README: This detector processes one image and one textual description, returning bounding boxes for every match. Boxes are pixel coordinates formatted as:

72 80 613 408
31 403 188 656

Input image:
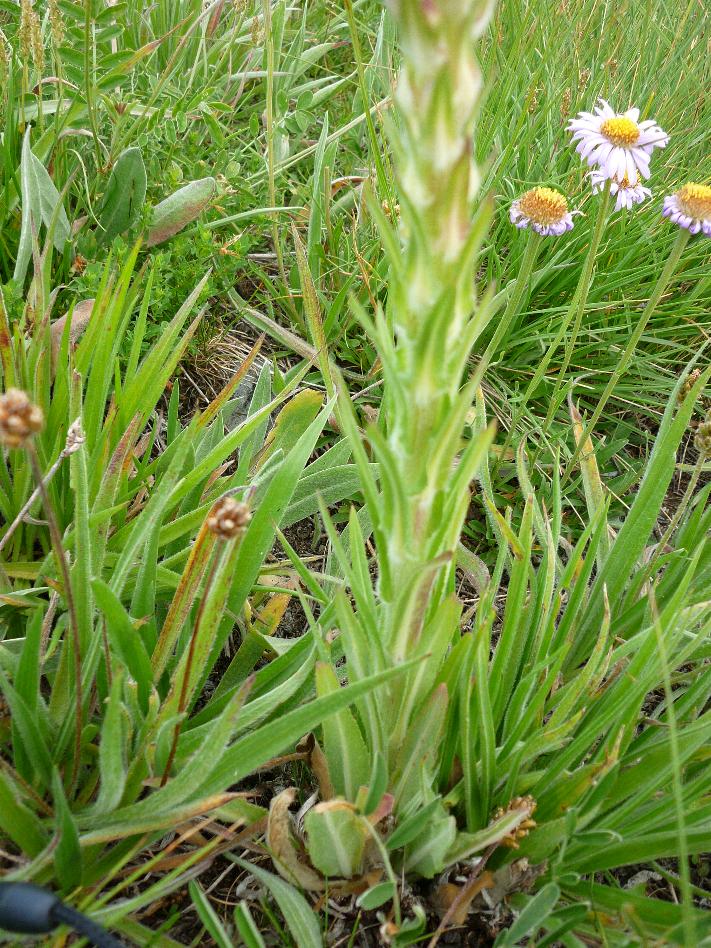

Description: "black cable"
0 883 125 946
50 900 124 948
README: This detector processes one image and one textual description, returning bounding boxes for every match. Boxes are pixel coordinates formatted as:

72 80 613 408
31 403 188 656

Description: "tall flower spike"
510 187 576 236
568 99 668 184
590 170 651 212
384 0 493 343
370 0 495 651
662 183 711 236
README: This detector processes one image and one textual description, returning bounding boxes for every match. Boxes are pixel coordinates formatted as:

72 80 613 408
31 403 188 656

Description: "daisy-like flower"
590 169 651 211
510 187 575 236
662 183 711 236
569 99 668 184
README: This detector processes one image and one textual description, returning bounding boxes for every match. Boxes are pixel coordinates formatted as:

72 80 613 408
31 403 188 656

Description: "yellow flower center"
600 116 640 147
518 187 568 225
676 182 711 220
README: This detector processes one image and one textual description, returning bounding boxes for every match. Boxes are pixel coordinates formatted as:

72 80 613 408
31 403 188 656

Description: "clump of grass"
0 0 709 944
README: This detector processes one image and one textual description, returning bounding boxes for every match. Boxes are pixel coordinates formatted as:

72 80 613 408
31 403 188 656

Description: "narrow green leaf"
0 769 48 856
14 130 70 283
315 662 371 799
92 580 153 712
52 770 83 891
234 902 266 948
232 859 323 948
189 881 233 948
94 669 128 813
494 883 560 947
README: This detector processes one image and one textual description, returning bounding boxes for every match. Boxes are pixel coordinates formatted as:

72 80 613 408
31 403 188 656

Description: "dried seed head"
695 409 711 459
64 419 85 455
30 13 43 72
19 0 33 60
493 795 537 849
251 15 262 45
206 496 251 539
677 368 701 405
48 0 65 47
0 28 11 87
20 0 43 72
561 88 572 119
0 388 44 448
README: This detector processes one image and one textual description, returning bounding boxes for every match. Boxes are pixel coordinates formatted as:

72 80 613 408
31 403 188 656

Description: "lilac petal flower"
568 98 668 185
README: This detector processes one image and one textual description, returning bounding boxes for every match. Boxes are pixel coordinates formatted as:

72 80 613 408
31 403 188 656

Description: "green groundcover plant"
0 242 403 942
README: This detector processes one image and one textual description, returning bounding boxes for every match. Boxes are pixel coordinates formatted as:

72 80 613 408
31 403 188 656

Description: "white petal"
597 99 615 117
637 130 665 147
626 151 640 184
580 136 604 158
597 142 613 164
625 107 640 122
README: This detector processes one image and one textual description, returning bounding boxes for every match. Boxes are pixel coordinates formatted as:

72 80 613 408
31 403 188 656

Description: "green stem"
481 230 542 370
27 443 83 793
651 452 703 569
261 0 296 324
343 0 394 206
543 181 612 434
493 184 612 479
563 227 690 481
84 0 102 169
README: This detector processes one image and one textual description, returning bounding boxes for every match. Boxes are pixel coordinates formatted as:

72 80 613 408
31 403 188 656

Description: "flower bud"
0 388 44 448
677 368 701 405
695 409 711 459
493 795 537 849
206 496 251 539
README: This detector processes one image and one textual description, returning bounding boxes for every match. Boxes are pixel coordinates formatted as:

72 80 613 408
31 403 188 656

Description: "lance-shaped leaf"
315 662 371 800
97 147 147 244
14 130 71 283
145 177 217 247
